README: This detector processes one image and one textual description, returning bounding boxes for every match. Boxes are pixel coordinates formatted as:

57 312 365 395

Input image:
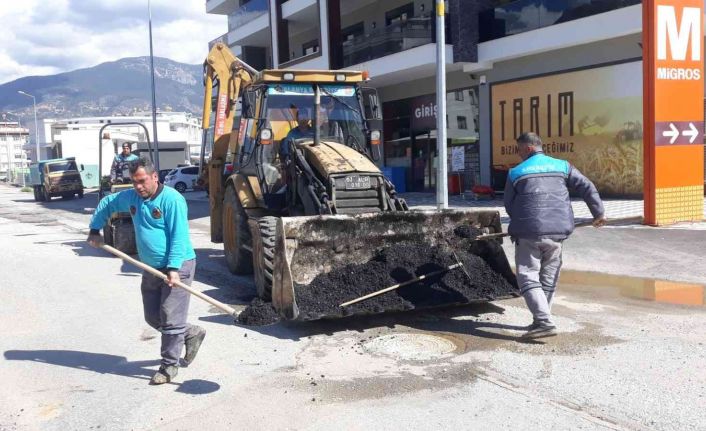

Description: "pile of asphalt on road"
292 224 518 321
237 298 281 326
236 224 518 325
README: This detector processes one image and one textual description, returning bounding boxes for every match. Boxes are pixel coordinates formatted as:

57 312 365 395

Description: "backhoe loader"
199 43 517 320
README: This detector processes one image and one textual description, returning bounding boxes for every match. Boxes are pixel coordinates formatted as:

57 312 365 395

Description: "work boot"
522 323 557 339
183 326 206 366
150 365 178 385
525 320 541 331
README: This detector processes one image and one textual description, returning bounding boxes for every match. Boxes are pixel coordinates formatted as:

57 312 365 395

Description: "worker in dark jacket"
504 132 606 339
87 157 206 384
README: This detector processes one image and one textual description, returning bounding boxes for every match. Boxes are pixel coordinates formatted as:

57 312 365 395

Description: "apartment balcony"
206 0 238 15
227 0 270 47
281 0 316 19
348 43 455 88
479 0 641 42
472 3 641 68
339 0 379 16
342 16 435 68
228 0 268 31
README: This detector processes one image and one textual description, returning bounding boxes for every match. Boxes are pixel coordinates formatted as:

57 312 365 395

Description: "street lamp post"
435 0 448 209
17 91 40 163
147 0 160 172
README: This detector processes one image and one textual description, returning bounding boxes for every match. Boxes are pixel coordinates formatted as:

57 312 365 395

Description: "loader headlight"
335 73 346 82
283 72 295 81
370 130 381 146
259 128 273 145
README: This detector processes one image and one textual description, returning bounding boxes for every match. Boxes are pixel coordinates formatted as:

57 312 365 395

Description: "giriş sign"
410 94 438 131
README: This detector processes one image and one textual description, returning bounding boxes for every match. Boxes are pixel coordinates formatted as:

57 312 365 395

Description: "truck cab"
30 157 85 201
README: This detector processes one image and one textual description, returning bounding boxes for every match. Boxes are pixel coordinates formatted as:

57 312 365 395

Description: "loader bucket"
270 210 518 321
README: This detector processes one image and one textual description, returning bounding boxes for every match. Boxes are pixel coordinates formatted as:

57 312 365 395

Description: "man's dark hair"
129 157 156 175
516 132 543 148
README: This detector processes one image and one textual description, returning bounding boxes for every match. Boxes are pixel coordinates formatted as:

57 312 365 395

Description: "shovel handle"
100 244 237 317
340 263 462 308
474 216 643 241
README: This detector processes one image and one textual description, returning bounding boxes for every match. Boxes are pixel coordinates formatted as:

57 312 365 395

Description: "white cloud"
0 0 226 84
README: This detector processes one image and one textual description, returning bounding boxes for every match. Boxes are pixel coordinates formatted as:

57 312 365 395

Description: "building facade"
45 112 201 187
207 0 703 196
0 121 29 182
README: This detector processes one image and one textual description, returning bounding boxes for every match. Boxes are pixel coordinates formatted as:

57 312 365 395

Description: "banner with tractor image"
491 61 643 196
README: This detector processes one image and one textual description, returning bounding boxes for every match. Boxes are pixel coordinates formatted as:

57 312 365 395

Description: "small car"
164 166 199 193
158 169 173 184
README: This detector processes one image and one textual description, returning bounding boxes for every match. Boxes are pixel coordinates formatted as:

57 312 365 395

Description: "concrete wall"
378 67 478 102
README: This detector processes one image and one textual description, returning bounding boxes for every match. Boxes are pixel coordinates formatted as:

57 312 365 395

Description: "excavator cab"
236 79 393 216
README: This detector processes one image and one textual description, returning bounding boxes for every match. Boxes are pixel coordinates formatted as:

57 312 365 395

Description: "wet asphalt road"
0 184 704 431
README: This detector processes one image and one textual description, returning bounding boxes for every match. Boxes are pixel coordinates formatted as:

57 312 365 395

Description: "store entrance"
411 132 436 192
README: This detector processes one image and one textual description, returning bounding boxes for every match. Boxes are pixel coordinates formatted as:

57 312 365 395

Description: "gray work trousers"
141 259 197 366
515 238 563 326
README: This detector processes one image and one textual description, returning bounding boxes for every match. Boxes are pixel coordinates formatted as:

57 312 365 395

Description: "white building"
0 121 29 182
207 0 705 196
45 112 202 187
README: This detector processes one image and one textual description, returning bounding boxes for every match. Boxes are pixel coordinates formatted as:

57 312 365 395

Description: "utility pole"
17 91 40 164
148 0 160 171
435 0 448 209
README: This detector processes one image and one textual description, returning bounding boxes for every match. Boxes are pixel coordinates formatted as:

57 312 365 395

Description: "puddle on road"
559 270 705 307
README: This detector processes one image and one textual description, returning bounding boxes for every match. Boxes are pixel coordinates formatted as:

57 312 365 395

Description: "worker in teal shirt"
87 157 205 385
110 142 139 184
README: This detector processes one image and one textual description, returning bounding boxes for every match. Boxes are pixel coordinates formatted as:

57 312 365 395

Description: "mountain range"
0 57 203 139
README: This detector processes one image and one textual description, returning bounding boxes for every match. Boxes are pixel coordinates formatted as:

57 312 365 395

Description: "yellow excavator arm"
200 42 257 242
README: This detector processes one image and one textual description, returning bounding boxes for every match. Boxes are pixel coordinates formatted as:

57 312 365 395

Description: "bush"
20 187 32 192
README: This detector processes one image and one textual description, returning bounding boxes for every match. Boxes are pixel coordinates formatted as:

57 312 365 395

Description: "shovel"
101 244 238 318
474 216 643 241
340 263 464 307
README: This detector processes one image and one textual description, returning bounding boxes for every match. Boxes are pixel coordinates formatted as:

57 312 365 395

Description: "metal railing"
479 0 640 42
228 0 268 32
342 16 435 67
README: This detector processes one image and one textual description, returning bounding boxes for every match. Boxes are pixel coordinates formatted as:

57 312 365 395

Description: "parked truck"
30 157 85 201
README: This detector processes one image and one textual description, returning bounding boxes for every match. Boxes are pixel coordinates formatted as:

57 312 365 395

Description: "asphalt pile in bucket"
237 298 281 326
293 226 518 320
236 223 518 323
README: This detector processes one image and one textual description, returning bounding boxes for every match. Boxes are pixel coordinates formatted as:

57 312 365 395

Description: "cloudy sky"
0 0 226 85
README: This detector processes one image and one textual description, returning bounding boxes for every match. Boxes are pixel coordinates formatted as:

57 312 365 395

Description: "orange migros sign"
643 0 704 225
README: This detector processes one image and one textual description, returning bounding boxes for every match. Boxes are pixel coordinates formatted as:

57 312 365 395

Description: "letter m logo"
657 5 701 61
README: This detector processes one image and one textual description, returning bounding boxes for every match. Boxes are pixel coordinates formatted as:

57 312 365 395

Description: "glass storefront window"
382 87 481 192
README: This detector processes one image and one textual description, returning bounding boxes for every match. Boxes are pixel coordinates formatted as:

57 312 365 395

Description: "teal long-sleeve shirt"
90 185 195 269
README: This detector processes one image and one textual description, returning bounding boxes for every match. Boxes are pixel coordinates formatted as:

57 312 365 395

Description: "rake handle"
100 244 237 317
340 263 463 308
